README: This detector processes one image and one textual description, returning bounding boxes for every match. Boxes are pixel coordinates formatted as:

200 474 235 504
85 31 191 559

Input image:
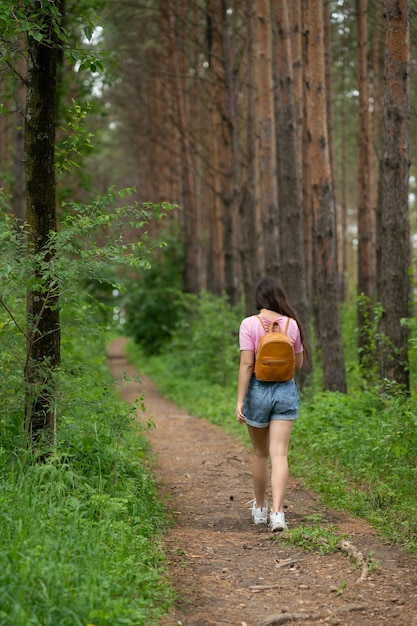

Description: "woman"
236 276 307 532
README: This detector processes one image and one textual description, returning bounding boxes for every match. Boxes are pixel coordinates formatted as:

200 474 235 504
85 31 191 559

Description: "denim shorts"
244 375 299 428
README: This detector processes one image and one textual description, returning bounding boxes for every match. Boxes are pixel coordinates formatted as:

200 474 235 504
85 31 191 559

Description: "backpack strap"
282 317 290 335
256 315 267 332
257 315 291 335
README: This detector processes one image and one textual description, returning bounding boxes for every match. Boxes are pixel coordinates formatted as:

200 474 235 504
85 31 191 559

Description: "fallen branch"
338 539 369 582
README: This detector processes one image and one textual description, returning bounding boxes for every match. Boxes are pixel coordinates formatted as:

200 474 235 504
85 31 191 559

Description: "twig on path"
255 613 310 625
255 603 367 626
338 539 369 582
274 557 302 569
249 583 282 592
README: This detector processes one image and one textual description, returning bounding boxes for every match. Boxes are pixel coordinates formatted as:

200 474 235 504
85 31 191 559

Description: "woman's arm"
295 352 304 370
236 350 255 424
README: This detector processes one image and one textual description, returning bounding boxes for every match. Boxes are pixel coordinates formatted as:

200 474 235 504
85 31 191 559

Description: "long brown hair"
255 276 309 360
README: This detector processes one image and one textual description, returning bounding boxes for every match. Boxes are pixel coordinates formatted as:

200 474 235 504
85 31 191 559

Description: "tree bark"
241 0 262 314
356 0 377 365
303 0 347 393
255 0 279 277
298 2 313 302
206 0 240 304
206 1 225 296
339 22 349 304
165 2 200 294
377 0 410 391
221 0 241 305
273 0 311 383
24 2 61 444
12 41 27 223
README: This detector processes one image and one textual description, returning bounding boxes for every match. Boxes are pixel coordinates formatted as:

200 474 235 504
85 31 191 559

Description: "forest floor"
107 338 417 626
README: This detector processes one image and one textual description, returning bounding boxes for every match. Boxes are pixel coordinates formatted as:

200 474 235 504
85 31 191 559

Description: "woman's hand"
236 351 254 425
235 402 246 424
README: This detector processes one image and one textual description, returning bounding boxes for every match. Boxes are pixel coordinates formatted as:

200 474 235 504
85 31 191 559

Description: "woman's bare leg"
269 420 294 513
247 425 269 508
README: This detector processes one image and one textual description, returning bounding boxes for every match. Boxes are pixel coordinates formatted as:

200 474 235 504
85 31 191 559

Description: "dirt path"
107 338 417 626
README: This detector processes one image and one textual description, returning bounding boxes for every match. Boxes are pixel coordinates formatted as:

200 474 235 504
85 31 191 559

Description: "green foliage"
56 102 95 173
56 189 175 290
124 235 244 385
0 182 176 454
0 187 175 316
124 222 185 355
0 310 173 625
0 0 106 76
288 388 417 552
356 294 383 384
275 516 349 555
166 291 244 387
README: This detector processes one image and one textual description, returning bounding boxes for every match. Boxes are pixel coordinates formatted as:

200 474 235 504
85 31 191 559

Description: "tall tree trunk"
303 0 347 393
0 111 10 192
241 0 262 313
24 2 61 444
356 0 377 366
273 0 311 384
370 1 383 229
339 30 349 304
206 1 225 296
323 0 336 197
301 87 313 304
222 0 241 305
12 42 27 222
207 0 240 304
255 0 279 277
370 0 384 299
289 0 303 158
377 0 410 391
166 3 200 294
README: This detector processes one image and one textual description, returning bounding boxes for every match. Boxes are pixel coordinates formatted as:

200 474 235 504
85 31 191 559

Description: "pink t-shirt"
239 314 303 355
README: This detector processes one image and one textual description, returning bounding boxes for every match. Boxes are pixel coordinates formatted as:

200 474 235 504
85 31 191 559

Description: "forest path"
107 337 417 626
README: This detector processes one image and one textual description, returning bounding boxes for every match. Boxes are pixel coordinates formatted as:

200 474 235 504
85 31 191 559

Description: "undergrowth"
274 514 349 555
0 312 173 626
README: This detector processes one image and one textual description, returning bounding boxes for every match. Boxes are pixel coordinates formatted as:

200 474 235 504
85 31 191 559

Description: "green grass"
274 514 349 555
0 331 174 626
126 339 417 554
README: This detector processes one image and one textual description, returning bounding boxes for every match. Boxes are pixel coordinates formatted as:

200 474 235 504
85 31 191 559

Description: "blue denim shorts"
244 376 299 428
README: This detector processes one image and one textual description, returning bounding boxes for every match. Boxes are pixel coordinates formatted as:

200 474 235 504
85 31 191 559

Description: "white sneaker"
270 511 287 532
251 500 268 524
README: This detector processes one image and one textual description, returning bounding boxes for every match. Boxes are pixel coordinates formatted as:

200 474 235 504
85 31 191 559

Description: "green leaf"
30 31 44 43
84 24 94 41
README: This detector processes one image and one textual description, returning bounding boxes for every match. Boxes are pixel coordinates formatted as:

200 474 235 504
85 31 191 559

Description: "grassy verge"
126 339 417 554
0 331 173 626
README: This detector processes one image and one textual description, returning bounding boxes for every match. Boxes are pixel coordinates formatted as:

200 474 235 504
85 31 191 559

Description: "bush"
0 297 173 625
167 290 244 387
124 222 185 355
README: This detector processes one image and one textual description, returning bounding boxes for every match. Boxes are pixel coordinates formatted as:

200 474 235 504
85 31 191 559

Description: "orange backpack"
254 316 295 382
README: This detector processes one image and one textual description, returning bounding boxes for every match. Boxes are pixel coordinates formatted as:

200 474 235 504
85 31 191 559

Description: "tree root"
255 604 367 626
338 539 369 582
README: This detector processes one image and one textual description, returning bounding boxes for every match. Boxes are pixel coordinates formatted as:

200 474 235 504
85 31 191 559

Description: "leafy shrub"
124 222 185 355
167 290 244 386
0 315 173 625
290 387 417 551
